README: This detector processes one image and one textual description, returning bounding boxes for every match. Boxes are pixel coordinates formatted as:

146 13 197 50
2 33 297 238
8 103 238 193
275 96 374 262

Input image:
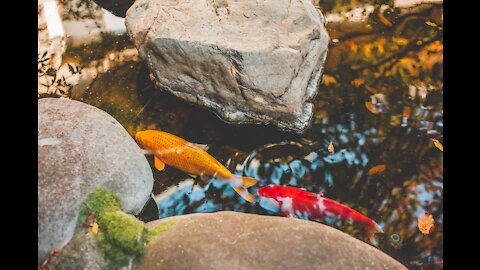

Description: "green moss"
79 188 176 267
98 211 149 254
147 220 177 244
79 187 122 221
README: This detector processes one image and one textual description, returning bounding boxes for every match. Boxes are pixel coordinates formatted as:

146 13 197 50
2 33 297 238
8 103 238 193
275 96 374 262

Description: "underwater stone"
125 0 329 132
38 98 154 265
134 211 407 270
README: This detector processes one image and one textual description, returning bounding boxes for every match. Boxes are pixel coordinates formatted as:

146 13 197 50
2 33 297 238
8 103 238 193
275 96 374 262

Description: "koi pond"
39 0 443 269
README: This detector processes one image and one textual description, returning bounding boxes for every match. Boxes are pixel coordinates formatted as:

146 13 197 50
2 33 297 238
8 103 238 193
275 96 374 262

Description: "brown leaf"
91 222 99 235
402 107 411 118
322 74 337 86
431 139 443 152
425 21 437 27
364 85 379 94
365 101 379 114
378 9 393 27
351 79 364 88
82 211 95 228
328 141 334 153
231 65 237 79
417 212 435 235
367 165 386 175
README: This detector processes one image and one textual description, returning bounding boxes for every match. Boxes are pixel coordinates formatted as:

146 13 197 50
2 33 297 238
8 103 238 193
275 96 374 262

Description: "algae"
79 187 176 267
147 220 177 244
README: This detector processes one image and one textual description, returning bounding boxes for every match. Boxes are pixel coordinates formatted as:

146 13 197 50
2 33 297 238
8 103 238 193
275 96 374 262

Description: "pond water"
40 1 443 269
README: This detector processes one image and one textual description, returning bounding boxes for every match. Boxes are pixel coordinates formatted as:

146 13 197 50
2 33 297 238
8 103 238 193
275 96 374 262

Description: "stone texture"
125 0 329 132
135 211 407 270
49 232 111 270
38 98 154 265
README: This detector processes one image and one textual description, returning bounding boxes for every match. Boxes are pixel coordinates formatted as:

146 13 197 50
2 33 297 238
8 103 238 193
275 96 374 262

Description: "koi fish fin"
366 222 384 245
242 176 259 188
188 174 197 178
232 186 256 203
186 142 210 152
227 174 259 188
142 149 154 155
283 211 294 218
154 157 165 171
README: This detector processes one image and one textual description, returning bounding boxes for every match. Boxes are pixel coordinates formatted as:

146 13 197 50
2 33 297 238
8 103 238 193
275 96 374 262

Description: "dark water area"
64 3 443 269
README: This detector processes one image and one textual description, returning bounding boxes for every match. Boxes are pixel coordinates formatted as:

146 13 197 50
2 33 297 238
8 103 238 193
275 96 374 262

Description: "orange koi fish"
135 130 258 202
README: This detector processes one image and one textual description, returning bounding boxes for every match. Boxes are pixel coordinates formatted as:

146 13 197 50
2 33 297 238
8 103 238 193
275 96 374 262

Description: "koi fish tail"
224 175 258 203
225 174 259 188
232 186 256 203
366 222 384 245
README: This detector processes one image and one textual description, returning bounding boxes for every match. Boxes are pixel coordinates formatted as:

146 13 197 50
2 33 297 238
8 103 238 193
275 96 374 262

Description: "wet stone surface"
136 211 407 270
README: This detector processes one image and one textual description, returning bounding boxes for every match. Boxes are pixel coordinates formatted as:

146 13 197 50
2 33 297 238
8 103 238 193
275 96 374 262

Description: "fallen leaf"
392 37 409 46
378 9 393 27
91 222 99 235
425 21 437 27
231 65 237 79
322 74 337 86
431 139 443 152
82 211 95 228
345 40 358 53
351 79 364 88
328 141 334 153
365 101 380 114
367 165 386 175
417 212 435 235
402 107 411 118
365 85 379 94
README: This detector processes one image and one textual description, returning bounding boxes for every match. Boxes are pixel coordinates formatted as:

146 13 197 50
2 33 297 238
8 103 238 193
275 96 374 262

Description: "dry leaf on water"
365 101 380 114
322 74 337 86
378 8 393 27
402 107 411 118
351 79 364 88
364 85 379 94
425 21 438 27
417 212 435 235
91 222 99 235
431 139 443 152
231 65 237 79
328 141 334 153
367 165 386 175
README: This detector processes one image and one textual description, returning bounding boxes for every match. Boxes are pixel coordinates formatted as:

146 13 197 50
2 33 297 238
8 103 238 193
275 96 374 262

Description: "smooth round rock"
136 211 407 270
38 98 153 265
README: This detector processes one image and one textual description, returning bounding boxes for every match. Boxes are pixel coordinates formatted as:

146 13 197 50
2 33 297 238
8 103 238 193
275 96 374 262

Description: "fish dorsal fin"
154 156 165 171
317 192 324 197
186 142 210 151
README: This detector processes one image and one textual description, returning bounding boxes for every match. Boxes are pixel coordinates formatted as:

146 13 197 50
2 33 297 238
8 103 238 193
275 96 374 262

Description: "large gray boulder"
135 211 407 270
125 0 329 132
38 98 154 265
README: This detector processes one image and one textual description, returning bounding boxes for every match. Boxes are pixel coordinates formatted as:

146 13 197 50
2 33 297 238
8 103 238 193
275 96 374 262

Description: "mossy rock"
76 188 176 268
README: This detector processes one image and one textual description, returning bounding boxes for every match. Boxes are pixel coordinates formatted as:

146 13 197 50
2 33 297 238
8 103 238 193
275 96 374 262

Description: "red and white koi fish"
257 185 384 241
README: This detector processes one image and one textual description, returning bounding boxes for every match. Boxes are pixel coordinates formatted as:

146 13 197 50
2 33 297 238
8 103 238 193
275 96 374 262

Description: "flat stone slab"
136 211 407 270
38 98 153 265
125 0 329 132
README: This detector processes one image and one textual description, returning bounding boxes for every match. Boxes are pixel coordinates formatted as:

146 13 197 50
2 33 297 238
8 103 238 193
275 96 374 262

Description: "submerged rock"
38 98 154 265
135 211 407 270
125 0 329 132
92 0 135 18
